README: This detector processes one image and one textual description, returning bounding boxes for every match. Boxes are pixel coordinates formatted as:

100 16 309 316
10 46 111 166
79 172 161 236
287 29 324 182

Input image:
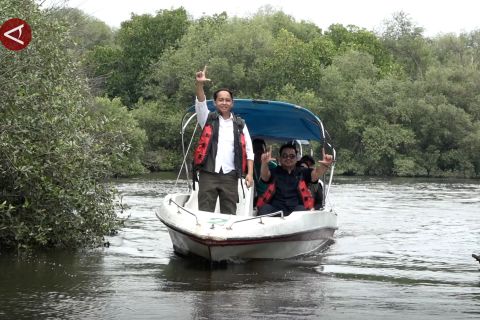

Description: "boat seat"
183 178 255 216
183 185 199 211
236 179 255 216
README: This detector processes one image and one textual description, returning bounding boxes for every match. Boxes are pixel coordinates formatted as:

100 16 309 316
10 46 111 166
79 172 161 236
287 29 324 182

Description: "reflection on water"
159 255 325 292
1 175 480 319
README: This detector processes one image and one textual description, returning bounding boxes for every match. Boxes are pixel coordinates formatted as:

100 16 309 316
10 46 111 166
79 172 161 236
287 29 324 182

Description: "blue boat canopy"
187 99 325 142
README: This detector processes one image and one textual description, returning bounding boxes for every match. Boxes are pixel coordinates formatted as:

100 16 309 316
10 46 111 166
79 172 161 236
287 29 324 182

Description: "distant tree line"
1 0 479 249
79 7 480 178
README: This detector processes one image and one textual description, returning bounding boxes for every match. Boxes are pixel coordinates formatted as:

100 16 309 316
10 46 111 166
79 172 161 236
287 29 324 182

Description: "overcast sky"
57 0 479 37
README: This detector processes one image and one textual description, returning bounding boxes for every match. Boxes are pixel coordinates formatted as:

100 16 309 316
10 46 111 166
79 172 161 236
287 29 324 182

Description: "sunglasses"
281 153 296 160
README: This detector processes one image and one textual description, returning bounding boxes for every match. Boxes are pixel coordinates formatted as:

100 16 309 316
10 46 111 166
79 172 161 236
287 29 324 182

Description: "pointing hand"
195 65 211 83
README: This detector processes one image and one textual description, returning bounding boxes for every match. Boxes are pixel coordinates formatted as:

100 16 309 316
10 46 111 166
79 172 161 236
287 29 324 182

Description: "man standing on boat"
257 143 333 216
193 66 254 214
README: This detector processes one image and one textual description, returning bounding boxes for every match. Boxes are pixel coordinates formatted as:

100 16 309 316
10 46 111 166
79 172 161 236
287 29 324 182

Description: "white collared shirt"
195 98 254 174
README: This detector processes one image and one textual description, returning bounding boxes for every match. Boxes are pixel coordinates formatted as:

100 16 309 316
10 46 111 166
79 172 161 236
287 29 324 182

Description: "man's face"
214 91 233 114
279 147 297 168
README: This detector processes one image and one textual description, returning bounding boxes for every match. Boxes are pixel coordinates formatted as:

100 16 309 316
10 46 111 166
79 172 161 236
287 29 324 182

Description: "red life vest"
256 180 314 210
256 182 276 208
193 124 213 166
298 180 314 210
192 115 247 175
240 133 247 174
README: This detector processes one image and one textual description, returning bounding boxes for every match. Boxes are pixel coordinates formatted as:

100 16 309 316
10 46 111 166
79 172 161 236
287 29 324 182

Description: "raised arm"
260 146 273 182
195 65 209 102
311 147 334 182
195 66 211 127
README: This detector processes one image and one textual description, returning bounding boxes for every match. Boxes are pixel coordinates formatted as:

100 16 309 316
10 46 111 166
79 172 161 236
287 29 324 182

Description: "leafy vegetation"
1 1 134 250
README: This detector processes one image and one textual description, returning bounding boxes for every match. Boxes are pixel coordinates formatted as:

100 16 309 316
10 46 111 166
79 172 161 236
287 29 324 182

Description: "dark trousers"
257 203 306 216
198 170 238 215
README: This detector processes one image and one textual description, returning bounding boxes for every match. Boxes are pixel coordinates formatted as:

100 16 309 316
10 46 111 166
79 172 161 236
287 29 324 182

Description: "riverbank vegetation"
1 0 479 249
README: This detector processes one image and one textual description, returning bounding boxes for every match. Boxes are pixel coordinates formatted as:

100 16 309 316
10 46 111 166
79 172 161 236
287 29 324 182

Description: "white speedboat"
156 99 338 262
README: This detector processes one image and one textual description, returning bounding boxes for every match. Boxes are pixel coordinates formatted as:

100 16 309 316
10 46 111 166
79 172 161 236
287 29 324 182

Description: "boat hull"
166 222 335 261
157 193 338 262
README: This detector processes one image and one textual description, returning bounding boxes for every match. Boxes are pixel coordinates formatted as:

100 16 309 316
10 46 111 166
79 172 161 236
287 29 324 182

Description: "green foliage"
81 8 190 106
142 149 183 172
51 7 114 52
83 44 124 97
393 157 421 177
432 33 474 67
255 29 324 96
252 7 322 41
460 123 480 176
334 149 363 175
325 24 396 74
90 98 147 176
423 65 480 119
415 146 441 177
145 13 276 104
381 12 433 79
131 100 183 170
275 84 322 111
362 124 416 175
114 8 190 105
332 51 380 82
0 0 120 250
316 51 380 150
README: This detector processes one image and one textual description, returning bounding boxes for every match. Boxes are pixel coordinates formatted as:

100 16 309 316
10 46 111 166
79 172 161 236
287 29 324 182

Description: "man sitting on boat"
257 142 333 216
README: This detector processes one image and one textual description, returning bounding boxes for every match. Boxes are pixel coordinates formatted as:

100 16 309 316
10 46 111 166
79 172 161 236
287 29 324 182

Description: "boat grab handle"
168 198 200 226
226 210 284 230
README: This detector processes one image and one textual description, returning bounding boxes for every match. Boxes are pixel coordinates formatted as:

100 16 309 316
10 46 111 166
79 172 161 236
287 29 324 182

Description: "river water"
1 174 479 319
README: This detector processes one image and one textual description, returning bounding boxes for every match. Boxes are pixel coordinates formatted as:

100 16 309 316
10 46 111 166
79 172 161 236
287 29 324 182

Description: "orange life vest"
193 124 213 167
240 133 247 174
256 179 314 210
256 182 276 208
192 113 247 175
298 180 314 210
